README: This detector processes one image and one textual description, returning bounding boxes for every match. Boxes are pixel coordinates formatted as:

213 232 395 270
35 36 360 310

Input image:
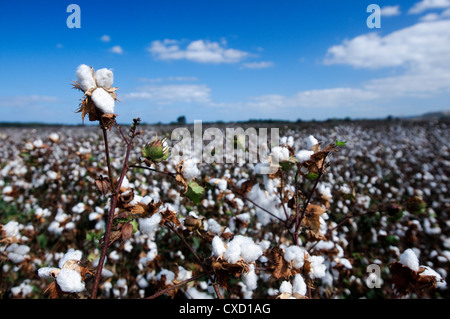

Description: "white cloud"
110 45 123 54
124 84 211 104
241 61 274 69
147 39 249 64
100 35 111 42
324 20 450 70
408 0 450 14
381 5 401 16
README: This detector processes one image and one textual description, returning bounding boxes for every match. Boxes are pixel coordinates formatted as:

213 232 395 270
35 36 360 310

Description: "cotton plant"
37 249 94 297
390 248 447 297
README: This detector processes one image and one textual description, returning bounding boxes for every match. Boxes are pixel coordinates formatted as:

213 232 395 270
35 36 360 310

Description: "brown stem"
129 164 176 178
294 154 329 237
165 222 223 299
90 121 139 299
145 273 206 299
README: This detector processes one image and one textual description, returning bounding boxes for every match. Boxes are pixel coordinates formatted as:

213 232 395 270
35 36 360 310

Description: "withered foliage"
389 262 441 297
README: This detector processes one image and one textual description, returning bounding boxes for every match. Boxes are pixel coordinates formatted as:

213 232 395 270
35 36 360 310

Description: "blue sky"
0 0 449 124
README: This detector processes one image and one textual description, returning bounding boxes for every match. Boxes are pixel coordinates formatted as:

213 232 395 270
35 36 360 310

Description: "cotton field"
0 118 449 299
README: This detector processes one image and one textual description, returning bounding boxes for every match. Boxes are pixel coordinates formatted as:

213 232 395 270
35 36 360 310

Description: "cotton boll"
279 281 293 294
270 146 290 163
212 236 226 257
95 68 114 88
295 150 314 163
308 255 326 279
224 240 241 264
292 274 307 296
284 245 306 269
138 213 162 238
399 249 419 271
3 220 20 238
240 241 263 263
156 269 175 285
56 268 85 293
38 267 60 279
76 64 96 92
58 249 82 268
306 135 319 150
182 159 201 181
242 264 258 291
91 88 115 114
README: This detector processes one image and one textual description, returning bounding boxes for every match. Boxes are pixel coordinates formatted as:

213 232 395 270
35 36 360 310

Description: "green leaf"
335 139 347 147
306 172 319 180
186 181 205 204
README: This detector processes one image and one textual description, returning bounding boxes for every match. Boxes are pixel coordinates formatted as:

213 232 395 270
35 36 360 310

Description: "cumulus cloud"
408 0 450 14
324 20 450 71
147 39 249 64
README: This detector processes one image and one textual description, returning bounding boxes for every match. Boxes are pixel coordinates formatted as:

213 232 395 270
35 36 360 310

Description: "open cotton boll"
91 88 115 114
242 264 258 291
95 68 114 88
420 266 447 289
279 281 293 294
224 240 241 264
3 220 20 238
156 269 175 285
270 146 290 163
76 64 96 92
399 249 419 271
212 236 226 257
182 159 201 181
292 274 307 296
306 135 319 150
284 245 306 269
138 213 162 238
38 267 60 279
56 268 85 293
308 255 326 279
295 150 314 163
58 249 82 268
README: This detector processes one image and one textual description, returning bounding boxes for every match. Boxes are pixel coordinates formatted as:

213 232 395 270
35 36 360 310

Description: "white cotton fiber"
284 245 306 269
306 135 319 150
399 248 419 271
95 68 114 88
309 255 326 279
76 64 96 92
56 268 85 293
3 220 20 238
138 213 162 238
242 264 258 291
212 236 227 257
296 150 314 163
224 235 263 264
279 281 293 294
91 88 115 114
224 240 242 264
292 274 307 296
270 146 290 163
58 249 82 268
182 159 201 181
38 267 59 279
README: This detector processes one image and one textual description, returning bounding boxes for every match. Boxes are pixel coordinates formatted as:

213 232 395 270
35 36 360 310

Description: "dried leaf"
43 281 63 299
131 200 162 218
266 246 301 280
95 175 110 196
121 223 133 241
389 262 438 297
160 208 182 227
